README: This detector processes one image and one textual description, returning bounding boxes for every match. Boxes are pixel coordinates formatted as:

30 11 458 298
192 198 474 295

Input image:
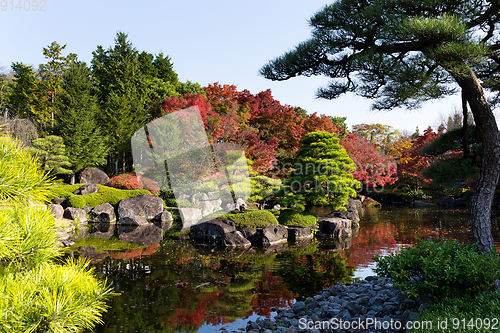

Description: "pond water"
80 207 500 333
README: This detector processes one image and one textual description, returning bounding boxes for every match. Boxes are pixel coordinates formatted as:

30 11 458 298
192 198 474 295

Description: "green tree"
55 61 108 184
91 32 150 174
9 62 44 124
0 133 115 332
278 131 359 211
27 135 72 176
260 0 500 251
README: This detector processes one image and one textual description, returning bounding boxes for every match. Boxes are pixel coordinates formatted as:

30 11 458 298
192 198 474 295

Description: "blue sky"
0 0 467 133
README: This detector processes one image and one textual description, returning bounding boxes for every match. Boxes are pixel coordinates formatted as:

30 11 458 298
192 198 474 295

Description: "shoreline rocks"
242 276 424 333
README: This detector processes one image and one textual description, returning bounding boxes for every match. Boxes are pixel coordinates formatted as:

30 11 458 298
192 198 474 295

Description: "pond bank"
239 276 424 333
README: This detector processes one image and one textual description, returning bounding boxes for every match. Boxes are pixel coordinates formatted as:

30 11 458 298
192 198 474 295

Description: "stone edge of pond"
228 276 426 333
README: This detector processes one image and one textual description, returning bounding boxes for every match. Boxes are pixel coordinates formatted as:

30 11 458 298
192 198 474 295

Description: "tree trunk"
461 89 470 157
70 172 75 185
455 68 500 252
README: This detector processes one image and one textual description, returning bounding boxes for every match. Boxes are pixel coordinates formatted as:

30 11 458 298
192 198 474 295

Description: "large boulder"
117 215 150 226
177 208 203 231
222 231 251 248
89 203 116 223
117 224 163 246
190 218 236 241
73 184 98 195
63 207 87 223
287 226 313 241
51 198 68 208
49 204 64 219
78 168 109 185
117 194 164 220
324 200 360 227
261 225 288 247
318 217 352 237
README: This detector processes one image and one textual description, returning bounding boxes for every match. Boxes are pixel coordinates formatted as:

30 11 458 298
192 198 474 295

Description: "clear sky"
0 0 471 133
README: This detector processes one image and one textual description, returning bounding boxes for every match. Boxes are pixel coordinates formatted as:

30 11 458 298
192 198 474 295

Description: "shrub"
278 209 318 227
221 210 279 229
107 172 160 195
374 239 500 298
49 184 150 208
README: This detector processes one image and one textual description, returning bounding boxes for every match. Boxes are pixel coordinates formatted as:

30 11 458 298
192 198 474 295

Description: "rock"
240 226 257 239
51 198 68 208
287 226 313 241
63 207 87 223
200 200 215 216
236 197 248 211
261 225 288 246
82 206 93 214
78 167 109 185
117 223 163 246
177 208 203 230
222 231 252 248
89 203 116 223
156 211 173 231
73 184 98 195
324 200 360 227
272 204 281 211
190 218 236 241
362 196 381 208
318 217 352 237
117 194 164 220
117 215 150 226
49 204 64 219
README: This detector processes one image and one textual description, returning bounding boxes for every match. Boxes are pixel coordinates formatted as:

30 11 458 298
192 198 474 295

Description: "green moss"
221 210 278 229
278 209 318 227
48 183 151 208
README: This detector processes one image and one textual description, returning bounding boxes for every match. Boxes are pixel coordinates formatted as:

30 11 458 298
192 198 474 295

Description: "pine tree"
55 61 108 184
279 131 359 211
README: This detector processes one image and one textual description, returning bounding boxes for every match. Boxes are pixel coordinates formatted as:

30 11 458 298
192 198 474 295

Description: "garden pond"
76 207 500 333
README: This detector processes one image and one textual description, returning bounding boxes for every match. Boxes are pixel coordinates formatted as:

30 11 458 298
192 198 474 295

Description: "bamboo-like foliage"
0 132 116 332
0 132 53 203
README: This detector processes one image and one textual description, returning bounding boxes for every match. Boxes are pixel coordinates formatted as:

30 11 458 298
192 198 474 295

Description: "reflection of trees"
274 244 354 298
89 241 297 332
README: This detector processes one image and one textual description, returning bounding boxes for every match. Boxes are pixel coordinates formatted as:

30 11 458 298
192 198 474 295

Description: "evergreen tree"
27 135 72 176
278 131 359 211
91 32 150 174
55 61 108 184
0 133 115 332
260 0 500 251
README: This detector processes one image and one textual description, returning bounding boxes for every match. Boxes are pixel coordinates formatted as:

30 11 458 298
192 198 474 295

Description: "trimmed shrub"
49 184 150 208
107 172 160 195
278 209 318 227
221 210 278 229
374 239 500 299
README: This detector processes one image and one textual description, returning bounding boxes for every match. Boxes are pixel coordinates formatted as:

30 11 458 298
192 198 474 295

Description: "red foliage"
398 127 441 186
107 172 159 195
340 134 398 187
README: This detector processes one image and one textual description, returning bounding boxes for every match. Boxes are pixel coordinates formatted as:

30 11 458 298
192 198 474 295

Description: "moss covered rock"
221 210 278 229
278 209 318 227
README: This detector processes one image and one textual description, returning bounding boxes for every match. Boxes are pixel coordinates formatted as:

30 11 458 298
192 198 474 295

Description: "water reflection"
80 207 500 333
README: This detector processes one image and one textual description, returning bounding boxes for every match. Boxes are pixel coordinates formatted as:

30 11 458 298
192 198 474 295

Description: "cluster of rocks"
240 276 425 333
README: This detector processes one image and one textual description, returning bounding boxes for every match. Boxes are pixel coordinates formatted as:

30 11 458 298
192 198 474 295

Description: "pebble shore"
228 276 427 333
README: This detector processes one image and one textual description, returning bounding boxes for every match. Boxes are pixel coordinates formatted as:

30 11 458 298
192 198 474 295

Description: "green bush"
416 290 500 332
278 209 318 227
221 210 279 229
49 184 150 208
374 239 500 299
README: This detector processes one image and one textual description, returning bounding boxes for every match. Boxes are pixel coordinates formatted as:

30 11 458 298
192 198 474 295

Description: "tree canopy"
261 0 500 251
